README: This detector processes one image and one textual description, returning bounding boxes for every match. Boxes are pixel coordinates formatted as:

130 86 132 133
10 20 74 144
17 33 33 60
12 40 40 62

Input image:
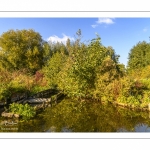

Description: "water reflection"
134 123 150 132
45 126 72 132
0 118 19 132
117 123 150 132
1 98 150 132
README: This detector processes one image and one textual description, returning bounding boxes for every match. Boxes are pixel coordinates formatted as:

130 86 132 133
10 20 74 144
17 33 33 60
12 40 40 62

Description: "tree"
48 41 68 55
42 41 53 65
127 41 150 71
0 29 45 73
43 51 67 89
60 34 123 99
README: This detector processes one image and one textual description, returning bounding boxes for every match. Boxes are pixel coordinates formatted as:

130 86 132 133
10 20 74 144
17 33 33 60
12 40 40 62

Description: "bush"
8 103 36 120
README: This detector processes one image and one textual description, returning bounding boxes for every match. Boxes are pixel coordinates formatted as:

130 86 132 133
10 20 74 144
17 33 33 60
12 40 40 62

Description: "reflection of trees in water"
1 98 150 132
17 118 46 132
0 113 46 132
39 99 150 132
0 118 18 132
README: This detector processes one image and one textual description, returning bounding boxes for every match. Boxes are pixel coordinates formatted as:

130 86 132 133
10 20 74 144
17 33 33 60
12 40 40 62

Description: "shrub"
9 103 36 120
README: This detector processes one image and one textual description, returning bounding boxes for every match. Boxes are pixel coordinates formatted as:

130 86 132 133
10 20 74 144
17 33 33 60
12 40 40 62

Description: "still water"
1 98 150 132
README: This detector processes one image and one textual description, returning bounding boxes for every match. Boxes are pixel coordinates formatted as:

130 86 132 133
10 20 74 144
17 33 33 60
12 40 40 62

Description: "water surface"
1 98 150 132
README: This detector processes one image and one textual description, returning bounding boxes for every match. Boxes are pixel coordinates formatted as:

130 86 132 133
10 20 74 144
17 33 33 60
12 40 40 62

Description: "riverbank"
1 96 150 132
110 101 150 112
0 89 65 120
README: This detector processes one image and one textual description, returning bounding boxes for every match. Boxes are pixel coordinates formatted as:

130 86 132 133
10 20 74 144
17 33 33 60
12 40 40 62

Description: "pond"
1 98 150 132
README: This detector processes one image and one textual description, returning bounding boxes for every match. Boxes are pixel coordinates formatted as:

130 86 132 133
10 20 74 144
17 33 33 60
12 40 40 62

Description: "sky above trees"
0 18 150 66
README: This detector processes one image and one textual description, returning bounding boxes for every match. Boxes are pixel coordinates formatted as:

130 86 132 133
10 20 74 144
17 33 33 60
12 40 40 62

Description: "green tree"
0 29 44 73
43 51 67 89
42 41 53 65
48 41 68 55
127 41 150 71
60 34 123 99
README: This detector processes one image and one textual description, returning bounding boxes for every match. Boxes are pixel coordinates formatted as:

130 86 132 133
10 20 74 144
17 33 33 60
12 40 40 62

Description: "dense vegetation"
8 103 36 119
1 29 150 109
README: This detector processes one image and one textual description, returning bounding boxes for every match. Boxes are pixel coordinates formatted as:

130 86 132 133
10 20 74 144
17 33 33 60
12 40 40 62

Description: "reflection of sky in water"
61 127 72 132
117 128 128 132
118 124 150 132
134 123 150 132
46 126 56 132
46 126 72 132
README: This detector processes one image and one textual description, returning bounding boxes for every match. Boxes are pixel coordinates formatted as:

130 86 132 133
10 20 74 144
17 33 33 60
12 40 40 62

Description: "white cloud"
143 28 148 32
91 24 98 28
91 18 115 28
47 34 74 44
96 18 115 24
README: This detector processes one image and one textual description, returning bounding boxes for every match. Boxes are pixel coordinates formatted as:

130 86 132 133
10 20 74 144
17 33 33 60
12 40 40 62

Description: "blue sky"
0 18 150 66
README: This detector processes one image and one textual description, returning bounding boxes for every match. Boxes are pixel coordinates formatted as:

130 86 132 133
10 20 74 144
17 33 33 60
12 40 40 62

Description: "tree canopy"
127 41 150 71
42 33 124 99
0 29 47 73
2 28 150 109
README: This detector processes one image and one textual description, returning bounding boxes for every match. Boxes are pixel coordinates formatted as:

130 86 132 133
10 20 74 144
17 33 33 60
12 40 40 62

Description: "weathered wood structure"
1 89 65 118
10 89 58 103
